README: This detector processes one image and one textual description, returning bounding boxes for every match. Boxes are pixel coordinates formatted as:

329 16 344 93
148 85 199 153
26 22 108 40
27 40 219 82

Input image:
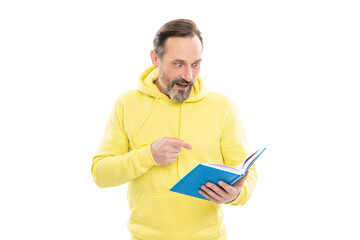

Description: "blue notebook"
170 148 266 200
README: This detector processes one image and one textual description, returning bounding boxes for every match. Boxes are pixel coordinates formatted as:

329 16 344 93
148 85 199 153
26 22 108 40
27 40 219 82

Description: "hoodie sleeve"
91 97 158 188
220 99 258 206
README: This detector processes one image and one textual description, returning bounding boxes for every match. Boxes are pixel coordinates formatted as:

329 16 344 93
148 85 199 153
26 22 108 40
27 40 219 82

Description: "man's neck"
153 79 169 97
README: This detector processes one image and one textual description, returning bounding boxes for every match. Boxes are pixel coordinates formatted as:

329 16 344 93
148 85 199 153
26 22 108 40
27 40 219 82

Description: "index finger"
217 181 236 194
170 139 192 150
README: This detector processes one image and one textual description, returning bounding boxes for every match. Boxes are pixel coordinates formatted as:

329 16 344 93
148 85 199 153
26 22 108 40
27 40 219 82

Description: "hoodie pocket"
129 192 223 238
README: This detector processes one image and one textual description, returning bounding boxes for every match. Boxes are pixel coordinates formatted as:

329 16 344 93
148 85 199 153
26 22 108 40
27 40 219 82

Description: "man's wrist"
226 187 245 205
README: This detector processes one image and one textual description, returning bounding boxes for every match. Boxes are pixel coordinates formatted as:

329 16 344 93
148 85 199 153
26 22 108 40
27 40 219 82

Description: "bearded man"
91 19 257 240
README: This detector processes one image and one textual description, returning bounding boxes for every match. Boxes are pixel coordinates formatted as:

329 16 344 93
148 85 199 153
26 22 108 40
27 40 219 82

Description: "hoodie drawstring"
134 95 159 147
133 94 185 180
176 101 186 179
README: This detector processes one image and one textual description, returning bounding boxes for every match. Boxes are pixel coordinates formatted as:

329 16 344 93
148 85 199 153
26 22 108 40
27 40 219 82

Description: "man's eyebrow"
172 59 186 63
171 59 202 64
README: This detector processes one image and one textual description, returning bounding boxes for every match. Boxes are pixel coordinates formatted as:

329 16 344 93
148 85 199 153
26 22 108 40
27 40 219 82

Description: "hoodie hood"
138 66 209 102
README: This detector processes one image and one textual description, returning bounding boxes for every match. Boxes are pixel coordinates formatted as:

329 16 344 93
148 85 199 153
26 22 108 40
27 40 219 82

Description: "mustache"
170 79 194 88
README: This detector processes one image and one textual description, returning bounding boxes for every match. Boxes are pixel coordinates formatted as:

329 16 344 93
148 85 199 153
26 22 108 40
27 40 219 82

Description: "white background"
1 0 359 239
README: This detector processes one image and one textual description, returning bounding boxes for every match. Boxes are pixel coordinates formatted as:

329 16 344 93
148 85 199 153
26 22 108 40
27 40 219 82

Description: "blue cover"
170 147 266 200
170 164 242 200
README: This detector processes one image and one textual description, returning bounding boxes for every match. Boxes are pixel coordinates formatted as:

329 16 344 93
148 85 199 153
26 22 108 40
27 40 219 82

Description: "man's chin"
169 90 191 102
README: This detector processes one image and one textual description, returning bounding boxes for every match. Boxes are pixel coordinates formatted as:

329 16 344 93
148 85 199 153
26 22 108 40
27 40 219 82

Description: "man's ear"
150 50 160 68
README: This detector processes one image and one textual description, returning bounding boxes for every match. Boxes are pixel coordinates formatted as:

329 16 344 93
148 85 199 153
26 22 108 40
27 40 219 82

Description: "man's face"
152 36 202 102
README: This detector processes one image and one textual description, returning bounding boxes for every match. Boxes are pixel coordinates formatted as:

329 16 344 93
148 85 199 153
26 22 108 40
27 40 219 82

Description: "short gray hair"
153 19 203 58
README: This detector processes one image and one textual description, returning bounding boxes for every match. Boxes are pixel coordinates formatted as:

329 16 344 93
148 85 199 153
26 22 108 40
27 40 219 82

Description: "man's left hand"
198 171 249 204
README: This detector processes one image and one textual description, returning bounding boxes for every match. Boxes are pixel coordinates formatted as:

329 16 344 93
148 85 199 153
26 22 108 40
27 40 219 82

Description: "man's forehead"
164 36 202 48
163 36 202 61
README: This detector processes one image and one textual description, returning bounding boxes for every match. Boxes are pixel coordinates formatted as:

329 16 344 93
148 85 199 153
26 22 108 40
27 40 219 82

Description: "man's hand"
199 171 249 204
151 137 192 165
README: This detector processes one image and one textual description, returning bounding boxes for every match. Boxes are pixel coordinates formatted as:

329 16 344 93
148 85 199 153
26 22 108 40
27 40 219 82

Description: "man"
91 19 257 240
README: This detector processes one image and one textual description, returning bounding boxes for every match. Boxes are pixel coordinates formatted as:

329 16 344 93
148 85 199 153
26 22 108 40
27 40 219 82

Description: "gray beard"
167 80 193 102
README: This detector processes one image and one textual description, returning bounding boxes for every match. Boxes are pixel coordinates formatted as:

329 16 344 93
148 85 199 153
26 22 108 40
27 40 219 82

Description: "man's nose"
183 66 193 82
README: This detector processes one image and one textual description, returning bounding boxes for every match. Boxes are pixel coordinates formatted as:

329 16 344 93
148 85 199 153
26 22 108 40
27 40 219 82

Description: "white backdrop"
1 0 359 239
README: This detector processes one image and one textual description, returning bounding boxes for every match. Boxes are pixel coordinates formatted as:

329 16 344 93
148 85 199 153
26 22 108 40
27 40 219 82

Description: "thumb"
233 171 249 188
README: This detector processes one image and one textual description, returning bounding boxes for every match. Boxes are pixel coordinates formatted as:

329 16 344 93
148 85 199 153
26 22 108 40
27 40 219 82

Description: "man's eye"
176 63 182 67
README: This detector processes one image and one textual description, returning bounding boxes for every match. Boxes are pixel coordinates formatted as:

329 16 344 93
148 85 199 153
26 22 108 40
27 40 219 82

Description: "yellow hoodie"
91 66 257 240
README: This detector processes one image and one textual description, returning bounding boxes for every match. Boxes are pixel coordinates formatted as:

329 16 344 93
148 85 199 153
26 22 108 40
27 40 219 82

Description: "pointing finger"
170 139 192 150
178 141 192 150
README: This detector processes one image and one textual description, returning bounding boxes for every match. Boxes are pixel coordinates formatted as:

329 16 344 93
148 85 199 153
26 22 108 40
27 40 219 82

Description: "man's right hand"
150 137 192 165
